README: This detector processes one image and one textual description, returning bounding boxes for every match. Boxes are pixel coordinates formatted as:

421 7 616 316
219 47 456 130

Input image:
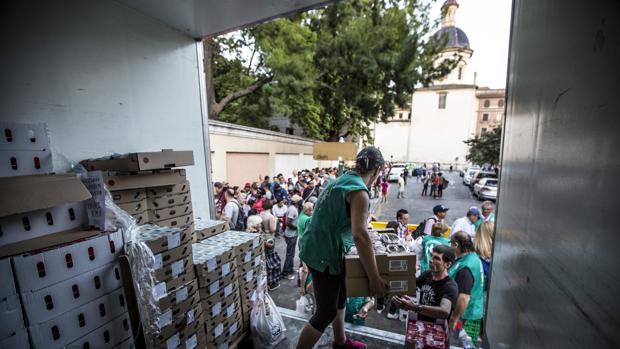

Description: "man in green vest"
448 231 485 344
296 147 390 349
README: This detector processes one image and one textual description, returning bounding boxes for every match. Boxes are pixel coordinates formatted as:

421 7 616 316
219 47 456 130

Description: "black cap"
433 205 449 214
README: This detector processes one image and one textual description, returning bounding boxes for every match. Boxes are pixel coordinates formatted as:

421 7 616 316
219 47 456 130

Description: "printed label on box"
187 308 195 324
154 282 167 301
230 322 238 336
158 309 173 329
167 333 180 349
253 237 259 249
175 286 188 304
224 284 233 297
254 256 261 267
227 304 234 318
243 251 251 263
245 270 254 283
185 334 197 349
154 254 163 270
390 280 408 292
222 262 230 277
82 171 106 230
210 280 220 296
167 233 181 250
171 260 184 278
207 258 216 272
389 260 408 272
214 323 224 338
212 302 221 317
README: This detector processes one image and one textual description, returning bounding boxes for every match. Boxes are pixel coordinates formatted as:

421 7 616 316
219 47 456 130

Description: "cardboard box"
195 256 238 288
155 213 194 229
345 274 416 297
238 264 261 286
152 269 196 302
155 323 205 349
111 337 136 349
345 252 417 278
0 150 53 177
202 280 239 308
0 230 102 259
157 279 199 312
193 243 236 273
154 255 194 283
0 122 49 151
198 267 238 295
0 173 91 218
0 328 29 349
312 142 357 161
147 192 192 210
117 198 148 215
0 258 17 300
202 290 240 321
0 293 24 340
154 242 192 270
149 203 192 222
103 169 186 191
193 219 227 242
134 224 192 254
110 188 146 204
28 288 128 348
12 231 123 292
205 311 242 344
146 181 190 198
131 211 149 225
81 150 194 172
204 295 241 333
153 302 203 344
0 201 88 247
66 312 132 349
236 245 264 267
21 262 123 325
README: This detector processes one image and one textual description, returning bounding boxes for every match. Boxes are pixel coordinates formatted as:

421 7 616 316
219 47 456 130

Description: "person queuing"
448 232 485 345
397 173 406 199
297 147 389 349
421 172 430 196
392 245 458 323
420 223 451 273
272 198 288 238
422 205 449 236
475 221 495 289
282 195 303 280
475 201 495 230
451 207 482 240
380 178 389 203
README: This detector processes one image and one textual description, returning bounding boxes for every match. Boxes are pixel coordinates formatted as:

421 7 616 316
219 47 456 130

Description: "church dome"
433 26 470 50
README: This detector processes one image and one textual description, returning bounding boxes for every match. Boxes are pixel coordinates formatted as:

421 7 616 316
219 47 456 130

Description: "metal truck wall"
0 0 211 218
487 0 620 348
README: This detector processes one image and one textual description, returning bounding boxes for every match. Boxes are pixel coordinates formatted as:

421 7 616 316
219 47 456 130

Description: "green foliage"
464 127 502 166
209 0 457 141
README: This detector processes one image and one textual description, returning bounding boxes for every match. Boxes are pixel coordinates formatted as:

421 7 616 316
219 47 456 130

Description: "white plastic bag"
251 290 286 349
296 295 308 313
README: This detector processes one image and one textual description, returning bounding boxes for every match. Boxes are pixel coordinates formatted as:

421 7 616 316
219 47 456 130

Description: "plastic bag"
251 290 286 349
296 295 308 313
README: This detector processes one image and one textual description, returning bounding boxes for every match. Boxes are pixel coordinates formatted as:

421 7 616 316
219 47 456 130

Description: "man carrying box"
297 147 389 349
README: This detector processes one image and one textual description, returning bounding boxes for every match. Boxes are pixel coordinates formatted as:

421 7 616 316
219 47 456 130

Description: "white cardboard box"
0 293 24 340
66 312 132 349
12 231 123 292
0 328 29 349
21 262 123 325
0 201 88 246
28 288 128 349
0 122 49 151
0 150 53 177
112 336 136 349
0 258 17 300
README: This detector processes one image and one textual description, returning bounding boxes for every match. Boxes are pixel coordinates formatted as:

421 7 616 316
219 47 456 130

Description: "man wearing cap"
451 207 481 240
282 194 303 279
423 205 449 236
297 147 389 349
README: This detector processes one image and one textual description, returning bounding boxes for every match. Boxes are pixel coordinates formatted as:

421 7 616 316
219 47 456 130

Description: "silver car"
463 168 480 185
477 179 498 201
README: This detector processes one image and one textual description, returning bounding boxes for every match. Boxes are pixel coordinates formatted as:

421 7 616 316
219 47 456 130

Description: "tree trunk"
203 37 219 121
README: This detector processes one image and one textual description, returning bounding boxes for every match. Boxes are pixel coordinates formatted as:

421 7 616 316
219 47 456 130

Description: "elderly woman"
246 214 263 234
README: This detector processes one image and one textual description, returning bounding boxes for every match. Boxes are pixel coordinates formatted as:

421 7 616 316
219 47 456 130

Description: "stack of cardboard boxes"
193 218 228 242
1 122 134 349
345 252 417 297
193 231 264 347
134 225 205 349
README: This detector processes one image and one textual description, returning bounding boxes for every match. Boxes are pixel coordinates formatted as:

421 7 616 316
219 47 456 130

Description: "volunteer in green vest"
420 223 450 273
448 231 485 343
296 147 389 349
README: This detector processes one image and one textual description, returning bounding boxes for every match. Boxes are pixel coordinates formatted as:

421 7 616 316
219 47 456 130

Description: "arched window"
498 99 504 107
484 100 490 108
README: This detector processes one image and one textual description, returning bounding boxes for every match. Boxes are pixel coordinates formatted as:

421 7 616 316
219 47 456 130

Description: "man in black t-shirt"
392 245 458 322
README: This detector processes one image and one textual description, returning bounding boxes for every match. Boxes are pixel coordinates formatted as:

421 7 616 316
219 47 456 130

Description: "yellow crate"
371 222 450 238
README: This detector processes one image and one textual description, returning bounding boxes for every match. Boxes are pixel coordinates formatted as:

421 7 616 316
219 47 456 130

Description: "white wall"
372 121 411 162
0 0 211 219
408 88 478 165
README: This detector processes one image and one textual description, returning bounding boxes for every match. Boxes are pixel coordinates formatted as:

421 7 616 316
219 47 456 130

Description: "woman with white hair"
246 214 264 233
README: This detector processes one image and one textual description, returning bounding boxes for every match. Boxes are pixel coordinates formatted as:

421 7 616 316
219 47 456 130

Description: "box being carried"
345 252 416 297
81 150 194 172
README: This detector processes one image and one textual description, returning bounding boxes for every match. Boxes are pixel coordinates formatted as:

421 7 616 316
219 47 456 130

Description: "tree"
204 0 457 140
464 127 502 166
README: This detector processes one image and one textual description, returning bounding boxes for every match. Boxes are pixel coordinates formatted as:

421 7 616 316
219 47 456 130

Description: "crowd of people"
213 150 496 349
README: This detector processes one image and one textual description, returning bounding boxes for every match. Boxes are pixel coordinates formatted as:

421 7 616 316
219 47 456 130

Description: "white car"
388 166 405 182
473 178 497 196
476 178 498 201
463 168 480 185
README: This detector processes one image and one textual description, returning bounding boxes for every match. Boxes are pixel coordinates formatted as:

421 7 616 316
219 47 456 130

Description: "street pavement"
269 170 487 335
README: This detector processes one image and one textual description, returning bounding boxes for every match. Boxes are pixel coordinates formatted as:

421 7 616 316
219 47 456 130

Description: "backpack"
412 217 436 239
233 201 247 231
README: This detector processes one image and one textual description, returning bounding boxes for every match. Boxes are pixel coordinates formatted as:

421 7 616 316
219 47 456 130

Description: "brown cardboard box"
147 192 192 210
152 312 205 348
345 252 416 278
103 169 186 191
137 225 193 254
155 213 194 228
154 269 197 297
131 211 149 225
204 295 242 333
155 327 206 349
235 245 264 267
117 198 148 215
146 181 190 198
152 300 203 343
203 280 239 308
345 274 416 297
149 203 192 222
110 188 146 204
154 255 194 283
81 150 194 172
198 267 239 296
194 220 227 242
201 289 238 319
154 242 192 269
195 257 238 288
157 279 199 312
312 142 357 161
205 310 242 343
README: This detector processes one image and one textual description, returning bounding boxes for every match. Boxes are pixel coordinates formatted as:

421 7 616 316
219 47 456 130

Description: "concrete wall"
372 120 411 162
408 87 478 166
486 0 620 347
0 0 211 219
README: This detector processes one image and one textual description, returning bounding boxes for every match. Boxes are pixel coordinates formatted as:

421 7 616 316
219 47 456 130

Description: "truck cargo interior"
1 0 618 348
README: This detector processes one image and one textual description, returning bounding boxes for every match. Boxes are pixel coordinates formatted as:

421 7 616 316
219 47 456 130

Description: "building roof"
433 26 470 50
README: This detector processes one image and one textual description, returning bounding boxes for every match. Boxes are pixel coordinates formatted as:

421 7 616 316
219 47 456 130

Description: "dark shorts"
307 266 347 332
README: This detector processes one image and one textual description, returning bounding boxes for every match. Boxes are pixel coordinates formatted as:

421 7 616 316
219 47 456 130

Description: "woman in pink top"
380 178 389 203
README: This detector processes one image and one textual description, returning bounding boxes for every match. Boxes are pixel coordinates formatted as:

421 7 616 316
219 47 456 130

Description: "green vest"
299 171 368 275
420 235 450 273
345 297 367 325
297 212 310 239
448 252 484 320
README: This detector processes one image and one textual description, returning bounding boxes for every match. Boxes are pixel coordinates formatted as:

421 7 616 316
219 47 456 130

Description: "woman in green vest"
296 147 389 349
448 231 485 344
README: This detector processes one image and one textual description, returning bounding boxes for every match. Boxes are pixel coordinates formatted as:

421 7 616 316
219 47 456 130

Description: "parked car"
477 179 498 201
473 178 498 197
470 171 497 188
388 166 405 182
463 167 481 185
